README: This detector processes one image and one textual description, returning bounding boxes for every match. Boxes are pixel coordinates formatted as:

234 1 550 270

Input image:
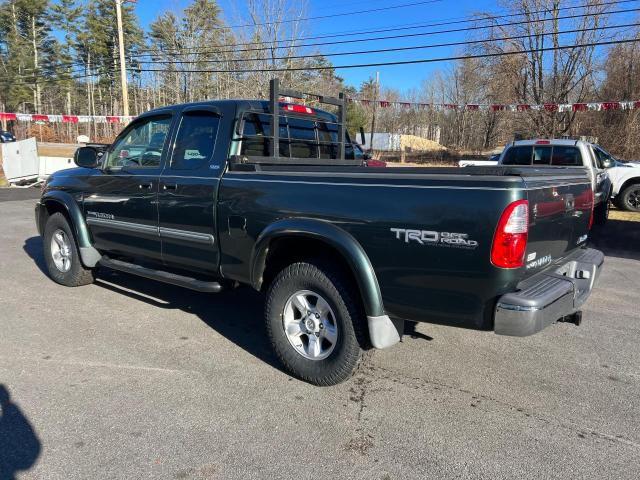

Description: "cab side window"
105 116 172 169
171 111 220 170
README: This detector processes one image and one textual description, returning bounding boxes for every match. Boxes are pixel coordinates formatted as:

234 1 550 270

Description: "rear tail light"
588 189 594 230
491 199 529 268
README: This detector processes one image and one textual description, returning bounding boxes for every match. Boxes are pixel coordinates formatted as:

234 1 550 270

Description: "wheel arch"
616 176 640 197
39 191 100 267
251 218 385 319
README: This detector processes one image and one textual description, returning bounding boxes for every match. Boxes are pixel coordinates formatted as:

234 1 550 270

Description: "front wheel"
43 212 96 287
618 183 640 212
265 260 366 386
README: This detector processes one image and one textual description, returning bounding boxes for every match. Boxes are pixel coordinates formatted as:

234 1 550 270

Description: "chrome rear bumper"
494 248 604 336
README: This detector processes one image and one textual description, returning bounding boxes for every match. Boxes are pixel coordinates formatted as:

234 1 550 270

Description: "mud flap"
367 315 404 349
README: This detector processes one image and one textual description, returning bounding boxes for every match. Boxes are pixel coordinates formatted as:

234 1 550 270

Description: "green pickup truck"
35 81 604 385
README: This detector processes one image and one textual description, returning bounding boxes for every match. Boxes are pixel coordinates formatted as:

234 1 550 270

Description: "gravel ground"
0 194 639 479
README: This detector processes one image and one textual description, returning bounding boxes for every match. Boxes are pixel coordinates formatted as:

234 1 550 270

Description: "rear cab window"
237 109 356 161
502 144 582 167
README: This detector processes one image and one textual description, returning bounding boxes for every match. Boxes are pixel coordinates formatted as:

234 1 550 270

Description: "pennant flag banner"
0 113 134 123
344 99 640 112
1 100 639 123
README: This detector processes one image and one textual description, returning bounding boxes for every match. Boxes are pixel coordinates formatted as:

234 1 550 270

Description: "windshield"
595 145 625 164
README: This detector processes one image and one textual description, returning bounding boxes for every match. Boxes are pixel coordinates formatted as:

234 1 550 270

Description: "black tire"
265 260 366 386
618 183 640 212
593 199 609 226
43 212 96 287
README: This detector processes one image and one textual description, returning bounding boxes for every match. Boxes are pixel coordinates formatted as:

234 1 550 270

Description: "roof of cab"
509 138 589 147
140 99 338 122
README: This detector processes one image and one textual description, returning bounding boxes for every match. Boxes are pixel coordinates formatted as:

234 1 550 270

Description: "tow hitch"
559 311 582 326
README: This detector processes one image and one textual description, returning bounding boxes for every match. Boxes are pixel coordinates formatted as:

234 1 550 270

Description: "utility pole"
369 71 379 154
1 103 6 131
115 0 129 116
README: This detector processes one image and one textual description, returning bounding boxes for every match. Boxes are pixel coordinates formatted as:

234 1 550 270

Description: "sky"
133 0 500 93
132 0 640 95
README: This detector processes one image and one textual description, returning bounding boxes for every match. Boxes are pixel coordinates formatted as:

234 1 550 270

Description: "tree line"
1 0 639 158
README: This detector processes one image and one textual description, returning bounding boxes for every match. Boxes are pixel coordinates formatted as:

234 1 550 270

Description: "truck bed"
218 164 592 329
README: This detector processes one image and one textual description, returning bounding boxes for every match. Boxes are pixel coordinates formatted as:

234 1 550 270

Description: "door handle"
162 183 178 190
139 182 153 189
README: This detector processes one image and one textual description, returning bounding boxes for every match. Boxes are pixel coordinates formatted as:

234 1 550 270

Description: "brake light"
535 140 551 144
282 104 315 115
491 199 529 268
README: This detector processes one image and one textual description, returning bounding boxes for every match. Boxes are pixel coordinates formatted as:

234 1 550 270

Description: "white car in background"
592 145 640 212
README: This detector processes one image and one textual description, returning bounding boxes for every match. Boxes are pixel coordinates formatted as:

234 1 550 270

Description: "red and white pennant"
346 99 640 112
0 113 135 123
2 100 640 122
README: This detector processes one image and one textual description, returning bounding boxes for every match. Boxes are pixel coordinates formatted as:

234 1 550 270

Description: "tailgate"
522 169 592 278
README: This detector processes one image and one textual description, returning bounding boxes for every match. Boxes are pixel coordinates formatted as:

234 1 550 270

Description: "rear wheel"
265 260 365 386
43 212 96 286
618 183 640 212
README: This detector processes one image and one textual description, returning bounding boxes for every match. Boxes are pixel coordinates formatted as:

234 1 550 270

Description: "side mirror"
602 158 614 169
74 147 99 168
363 152 372 161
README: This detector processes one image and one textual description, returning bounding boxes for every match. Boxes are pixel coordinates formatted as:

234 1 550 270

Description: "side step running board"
99 256 223 293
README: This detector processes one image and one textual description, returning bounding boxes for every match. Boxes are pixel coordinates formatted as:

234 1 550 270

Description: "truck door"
591 146 613 203
84 114 173 261
157 107 222 273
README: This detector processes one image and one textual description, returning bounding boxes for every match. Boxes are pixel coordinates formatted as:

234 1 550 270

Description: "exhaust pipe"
559 311 582 326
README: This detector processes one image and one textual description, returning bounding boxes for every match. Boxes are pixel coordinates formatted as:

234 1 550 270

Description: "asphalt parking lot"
1 188 639 479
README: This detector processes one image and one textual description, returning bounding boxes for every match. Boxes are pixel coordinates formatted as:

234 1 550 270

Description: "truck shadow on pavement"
23 237 48 275
96 270 285 371
589 216 640 261
23 236 284 373
0 384 41 480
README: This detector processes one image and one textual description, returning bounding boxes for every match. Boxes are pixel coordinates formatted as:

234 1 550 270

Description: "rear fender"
251 218 401 349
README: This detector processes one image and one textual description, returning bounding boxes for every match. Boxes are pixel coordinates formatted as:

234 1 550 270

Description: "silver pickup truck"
461 139 612 226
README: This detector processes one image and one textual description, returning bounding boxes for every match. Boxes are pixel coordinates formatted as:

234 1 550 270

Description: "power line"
131 37 640 73
7 35 637 84
132 0 637 57
12 0 636 74
129 21 639 66
5 37 639 87
192 0 445 31
5 1 637 81
7 10 636 82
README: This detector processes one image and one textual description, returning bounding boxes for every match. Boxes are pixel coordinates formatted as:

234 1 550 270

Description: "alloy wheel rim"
282 289 338 361
50 229 72 272
628 188 640 209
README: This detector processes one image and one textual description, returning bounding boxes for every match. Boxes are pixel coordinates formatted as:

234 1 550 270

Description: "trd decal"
87 211 115 220
390 228 478 249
